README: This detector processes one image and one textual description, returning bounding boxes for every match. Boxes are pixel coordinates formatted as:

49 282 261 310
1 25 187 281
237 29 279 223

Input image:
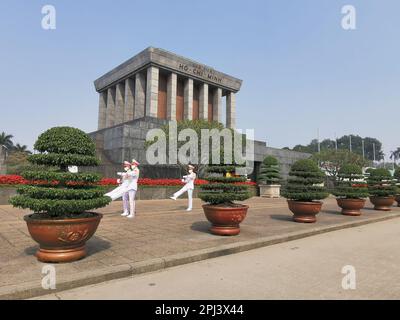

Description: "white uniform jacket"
182 172 196 190
105 168 140 201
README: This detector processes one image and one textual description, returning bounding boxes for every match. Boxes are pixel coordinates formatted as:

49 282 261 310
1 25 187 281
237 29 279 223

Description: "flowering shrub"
1 175 255 187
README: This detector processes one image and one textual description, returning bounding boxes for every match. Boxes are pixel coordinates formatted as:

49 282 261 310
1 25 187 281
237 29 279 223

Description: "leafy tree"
13 143 31 154
282 159 328 202
312 149 370 178
0 132 14 150
292 135 384 161
145 119 244 177
10 127 110 218
390 148 400 164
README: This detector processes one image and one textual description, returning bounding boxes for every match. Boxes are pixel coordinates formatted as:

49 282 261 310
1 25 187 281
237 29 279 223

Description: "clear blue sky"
1 0 399 160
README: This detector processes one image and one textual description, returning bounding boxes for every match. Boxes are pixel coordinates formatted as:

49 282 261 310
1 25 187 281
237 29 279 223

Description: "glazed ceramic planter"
287 200 322 223
369 196 395 211
259 184 281 198
395 195 400 207
202 204 249 236
336 198 366 216
24 213 102 263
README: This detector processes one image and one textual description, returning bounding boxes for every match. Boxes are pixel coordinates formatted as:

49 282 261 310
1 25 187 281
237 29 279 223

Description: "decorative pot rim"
369 196 395 199
286 200 322 205
336 198 366 201
202 204 249 210
24 212 103 224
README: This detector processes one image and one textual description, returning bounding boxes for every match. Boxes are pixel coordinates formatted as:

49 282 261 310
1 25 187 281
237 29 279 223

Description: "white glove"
117 179 121 184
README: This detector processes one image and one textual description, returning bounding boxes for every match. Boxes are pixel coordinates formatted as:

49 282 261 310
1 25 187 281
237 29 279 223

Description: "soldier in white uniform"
105 159 140 218
170 165 196 211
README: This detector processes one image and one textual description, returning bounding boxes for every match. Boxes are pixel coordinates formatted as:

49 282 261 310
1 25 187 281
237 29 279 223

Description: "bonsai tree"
282 159 328 222
199 163 251 235
258 155 282 198
10 127 111 262
332 164 369 215
258 156 281 185
367 168 397 210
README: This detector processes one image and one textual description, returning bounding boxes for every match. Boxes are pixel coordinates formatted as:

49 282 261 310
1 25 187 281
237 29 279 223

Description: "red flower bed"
0 175 27 185
0 175 253 187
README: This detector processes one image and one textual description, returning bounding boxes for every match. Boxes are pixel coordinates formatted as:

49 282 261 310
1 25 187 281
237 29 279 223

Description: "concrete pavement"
1 196 400 299
36 218 400 300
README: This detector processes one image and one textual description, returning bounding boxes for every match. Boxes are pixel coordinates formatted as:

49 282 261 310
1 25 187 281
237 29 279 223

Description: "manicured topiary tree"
367 168 397 198
282 159 328 222
258 156 281 185
199 163 251 235
199 164 251 205
367 168 397 210
10 127 111 218
332 164 368 215
333 164 369 199
282 159 328 202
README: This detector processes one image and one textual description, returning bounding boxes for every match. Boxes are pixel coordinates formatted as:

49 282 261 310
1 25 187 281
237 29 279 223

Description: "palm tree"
13 143 32 154
0 132 14 149
390 148 400 164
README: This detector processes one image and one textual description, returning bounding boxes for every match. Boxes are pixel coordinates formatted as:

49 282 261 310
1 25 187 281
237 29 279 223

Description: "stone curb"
1 212 399 300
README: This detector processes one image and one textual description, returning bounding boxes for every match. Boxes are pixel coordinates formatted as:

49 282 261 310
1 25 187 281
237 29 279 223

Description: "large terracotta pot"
395 195 400 207
24 213 102 263
287 200 322 223
336 198 366 216
202 204 249 236
369 196 395 211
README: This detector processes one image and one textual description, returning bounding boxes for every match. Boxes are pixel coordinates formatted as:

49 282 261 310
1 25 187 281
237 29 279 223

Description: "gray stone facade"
94 47 241 130
88 117 310 180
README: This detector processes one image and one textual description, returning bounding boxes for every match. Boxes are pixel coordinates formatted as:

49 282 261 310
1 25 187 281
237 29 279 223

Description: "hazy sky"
1 0 399 160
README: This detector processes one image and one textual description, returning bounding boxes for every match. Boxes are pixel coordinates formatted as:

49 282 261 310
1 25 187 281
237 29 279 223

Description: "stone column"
115 82 125 125
212 88 222 123
184 78 193 120
199 83 208 120
97 91 107 129
134 72 146 119
146 66 159 118
124 78 135 122
105 86 116 127
167 72 177 120
226 92 236 129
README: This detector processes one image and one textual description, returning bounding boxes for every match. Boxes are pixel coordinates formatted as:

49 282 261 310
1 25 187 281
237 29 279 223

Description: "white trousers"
173 185 193 210
123 190 136 215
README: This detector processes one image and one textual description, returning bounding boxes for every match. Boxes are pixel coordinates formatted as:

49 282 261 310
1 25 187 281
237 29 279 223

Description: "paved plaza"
1 196 400 299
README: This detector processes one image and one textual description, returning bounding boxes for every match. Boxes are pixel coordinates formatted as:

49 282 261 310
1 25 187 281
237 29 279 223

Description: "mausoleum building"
95 47 241 130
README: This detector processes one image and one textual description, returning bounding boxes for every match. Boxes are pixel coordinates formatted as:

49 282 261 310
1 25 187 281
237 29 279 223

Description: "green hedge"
28 153 100 167
34 127 96 156
282 159 328 202
10 195 111 217
22 171 101 183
